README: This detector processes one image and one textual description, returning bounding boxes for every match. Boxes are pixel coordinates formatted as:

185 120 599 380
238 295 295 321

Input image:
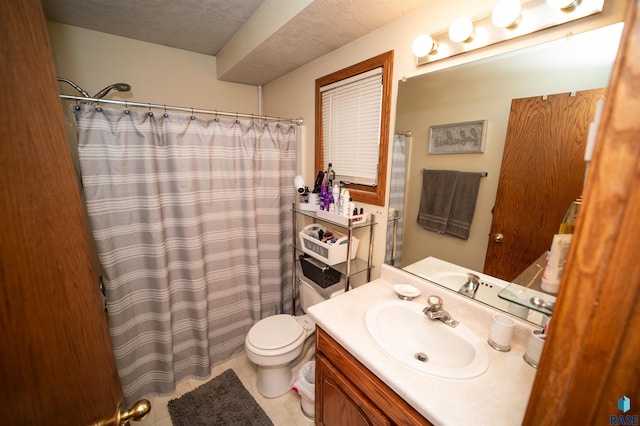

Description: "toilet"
245 277 339 398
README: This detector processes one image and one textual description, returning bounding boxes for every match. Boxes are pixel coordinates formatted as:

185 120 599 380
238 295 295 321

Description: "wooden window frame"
315 50 394 207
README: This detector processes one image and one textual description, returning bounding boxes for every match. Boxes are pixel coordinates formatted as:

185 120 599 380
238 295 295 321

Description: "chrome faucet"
458 272 480 299
423 295 459 328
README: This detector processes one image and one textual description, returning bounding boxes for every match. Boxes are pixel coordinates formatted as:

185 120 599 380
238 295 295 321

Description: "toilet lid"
247 315 304 350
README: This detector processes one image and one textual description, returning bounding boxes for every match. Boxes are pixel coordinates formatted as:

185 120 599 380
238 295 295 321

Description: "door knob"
118 400 151 425
92 399 151 426
493 233 504 243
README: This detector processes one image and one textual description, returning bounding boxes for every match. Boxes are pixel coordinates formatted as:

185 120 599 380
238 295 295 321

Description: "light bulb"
412 34 437 57
492 0 522 28
546 0 580 10
448 17 474 43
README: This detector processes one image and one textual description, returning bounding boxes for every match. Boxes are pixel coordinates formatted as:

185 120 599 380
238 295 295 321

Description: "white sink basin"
365 300 489 379
428 271 472 291
430 271 511 308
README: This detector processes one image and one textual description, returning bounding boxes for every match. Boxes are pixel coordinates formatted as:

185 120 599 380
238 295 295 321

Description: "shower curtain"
74 104 296 403
386 133 407 264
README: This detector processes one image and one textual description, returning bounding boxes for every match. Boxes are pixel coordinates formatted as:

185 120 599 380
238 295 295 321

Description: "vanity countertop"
307 264 538 426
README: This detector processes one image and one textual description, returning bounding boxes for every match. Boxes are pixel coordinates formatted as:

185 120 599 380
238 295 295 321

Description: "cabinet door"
316 354 391 426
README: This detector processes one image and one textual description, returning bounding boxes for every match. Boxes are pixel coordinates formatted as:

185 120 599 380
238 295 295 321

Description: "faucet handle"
426 295 443 311
467 273 480 283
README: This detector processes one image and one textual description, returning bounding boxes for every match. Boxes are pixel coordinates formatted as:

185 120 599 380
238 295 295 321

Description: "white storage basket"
299 224 359 265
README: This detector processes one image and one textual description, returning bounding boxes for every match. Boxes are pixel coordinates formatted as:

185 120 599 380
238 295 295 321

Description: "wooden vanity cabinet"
315 327 432 426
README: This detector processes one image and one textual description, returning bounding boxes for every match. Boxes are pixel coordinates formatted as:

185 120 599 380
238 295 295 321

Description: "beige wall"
46 0 628 282
262 0 627 279
48 22 258 113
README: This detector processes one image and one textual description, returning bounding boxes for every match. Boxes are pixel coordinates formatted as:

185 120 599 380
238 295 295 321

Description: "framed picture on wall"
428 120 487 154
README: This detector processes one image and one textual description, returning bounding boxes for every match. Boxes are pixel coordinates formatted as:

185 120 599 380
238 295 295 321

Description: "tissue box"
299 255 341 288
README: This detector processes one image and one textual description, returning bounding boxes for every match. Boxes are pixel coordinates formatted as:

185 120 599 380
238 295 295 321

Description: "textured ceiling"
41 0 435 85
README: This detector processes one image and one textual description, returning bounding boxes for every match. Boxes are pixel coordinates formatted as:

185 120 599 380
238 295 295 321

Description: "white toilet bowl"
245 314 315 397
245 277 340 398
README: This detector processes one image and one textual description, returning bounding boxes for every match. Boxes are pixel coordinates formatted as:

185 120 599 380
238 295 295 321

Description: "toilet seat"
247 314 304 351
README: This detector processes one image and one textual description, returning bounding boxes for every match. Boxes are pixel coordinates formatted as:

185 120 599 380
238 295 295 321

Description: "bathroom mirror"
389 23 624 324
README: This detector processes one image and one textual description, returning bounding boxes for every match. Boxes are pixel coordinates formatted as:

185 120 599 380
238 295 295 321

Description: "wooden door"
483 89 605 281
0 1 126 424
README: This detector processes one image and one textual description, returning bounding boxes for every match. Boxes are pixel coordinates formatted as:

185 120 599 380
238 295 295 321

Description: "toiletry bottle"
332 183 340 213
559 197 581 234
541 234 573 293
342 189 350 217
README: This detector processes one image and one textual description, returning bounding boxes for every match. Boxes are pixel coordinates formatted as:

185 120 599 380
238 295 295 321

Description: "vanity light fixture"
412 33 438 57
448 17 475 43
492 0 523 29
546 0 581 10
414 0 605 66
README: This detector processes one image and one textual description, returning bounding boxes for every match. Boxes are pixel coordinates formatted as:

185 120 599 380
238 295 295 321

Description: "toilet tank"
299 275 343 312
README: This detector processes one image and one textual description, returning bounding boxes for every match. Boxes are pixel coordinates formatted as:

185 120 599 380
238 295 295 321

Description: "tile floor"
137 351 316 426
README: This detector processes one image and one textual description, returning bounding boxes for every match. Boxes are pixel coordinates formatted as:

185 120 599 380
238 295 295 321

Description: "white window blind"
321 68 383 186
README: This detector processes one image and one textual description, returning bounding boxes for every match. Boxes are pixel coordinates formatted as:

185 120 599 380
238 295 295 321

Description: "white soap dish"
393 284 421 300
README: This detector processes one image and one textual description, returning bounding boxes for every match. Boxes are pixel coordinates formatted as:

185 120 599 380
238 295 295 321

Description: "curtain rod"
423 168 488 177
59 95 304 125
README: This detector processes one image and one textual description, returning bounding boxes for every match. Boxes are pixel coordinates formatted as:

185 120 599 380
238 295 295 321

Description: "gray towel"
445 172 481 239
417 170 458 233
417 170 481 240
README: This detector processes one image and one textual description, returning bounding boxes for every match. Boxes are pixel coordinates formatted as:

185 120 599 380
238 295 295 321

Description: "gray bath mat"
167 369 273 426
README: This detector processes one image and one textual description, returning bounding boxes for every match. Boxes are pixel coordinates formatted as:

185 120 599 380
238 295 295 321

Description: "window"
315 51 393 206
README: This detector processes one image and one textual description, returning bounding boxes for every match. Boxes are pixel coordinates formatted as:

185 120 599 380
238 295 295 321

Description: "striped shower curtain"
74 104 295 403
386 133 407 264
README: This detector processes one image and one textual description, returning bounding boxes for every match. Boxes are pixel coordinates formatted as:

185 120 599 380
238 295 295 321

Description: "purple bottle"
320 184 327 210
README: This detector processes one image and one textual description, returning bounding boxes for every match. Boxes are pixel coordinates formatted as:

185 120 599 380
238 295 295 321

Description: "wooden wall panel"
524 1 640 423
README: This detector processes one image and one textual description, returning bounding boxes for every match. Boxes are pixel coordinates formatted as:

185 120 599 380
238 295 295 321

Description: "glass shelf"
293 246 372 278
325 258 372 277
498 251 557 315
292 203 376 291
384 256 402 266
292 206 374 230
498 284 556 315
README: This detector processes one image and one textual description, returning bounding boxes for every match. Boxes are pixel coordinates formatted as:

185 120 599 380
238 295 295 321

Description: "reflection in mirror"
388 23 623 325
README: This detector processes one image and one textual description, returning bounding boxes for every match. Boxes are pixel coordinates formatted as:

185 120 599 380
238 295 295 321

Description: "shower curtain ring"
191 107 196 120
148 103 153 117
163 105 168 117
214 110 219 122
124 101 129 114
